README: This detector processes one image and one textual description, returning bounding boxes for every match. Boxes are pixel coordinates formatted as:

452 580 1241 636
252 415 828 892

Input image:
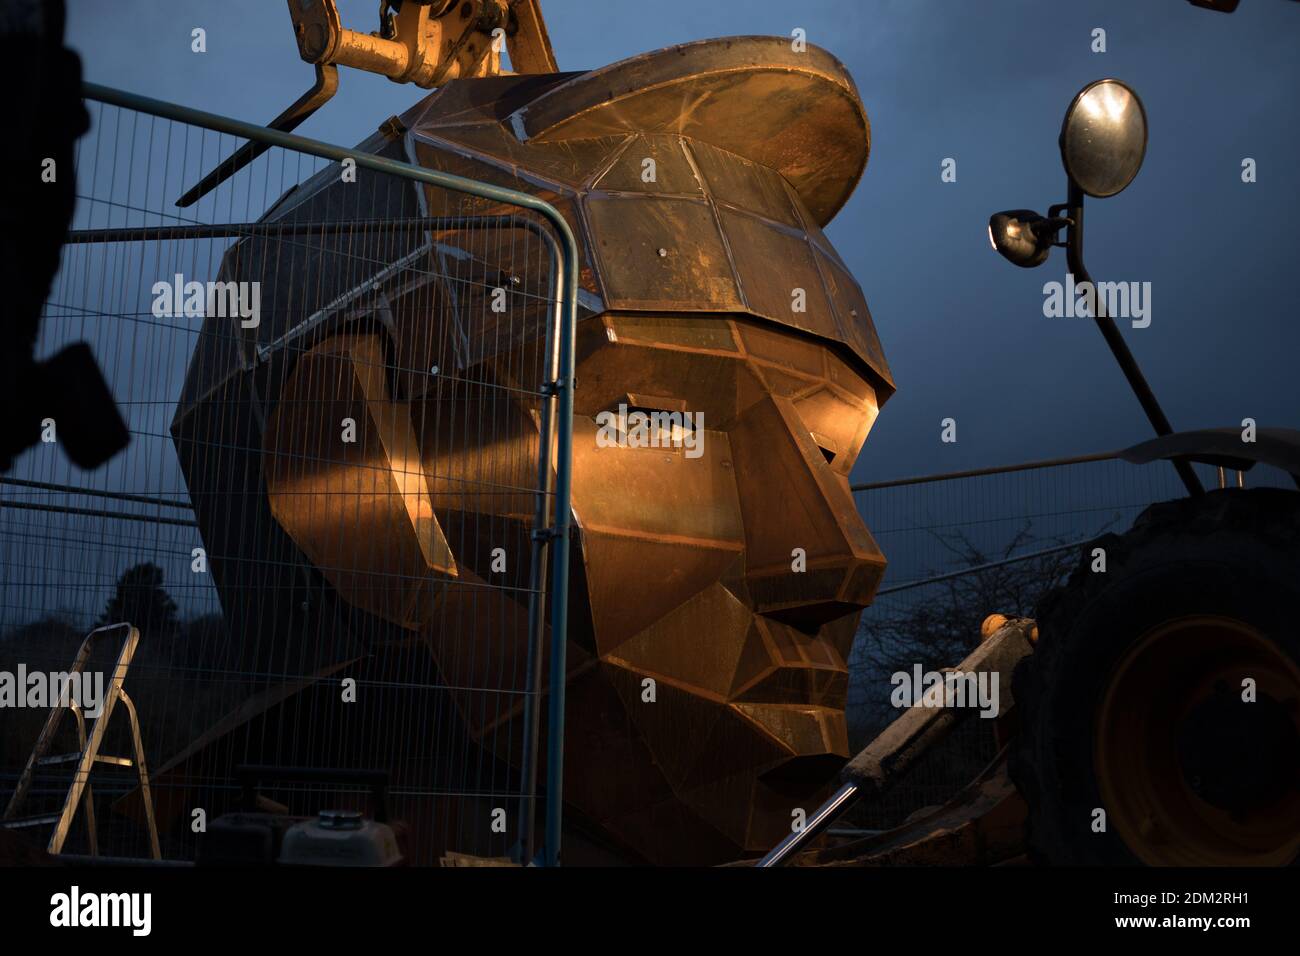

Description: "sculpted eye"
789 382 878 476
623 405 692 445
593 394 704 457
810 431 838 466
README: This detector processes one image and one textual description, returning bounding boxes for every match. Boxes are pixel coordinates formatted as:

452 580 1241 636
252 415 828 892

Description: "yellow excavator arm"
177 0 557 206
287 0 557 88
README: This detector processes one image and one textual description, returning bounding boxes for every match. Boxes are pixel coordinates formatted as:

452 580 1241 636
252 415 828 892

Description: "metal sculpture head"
173 36 891 864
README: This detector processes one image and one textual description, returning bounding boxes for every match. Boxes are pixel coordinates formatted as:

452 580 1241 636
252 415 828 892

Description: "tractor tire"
1010 488 1300 866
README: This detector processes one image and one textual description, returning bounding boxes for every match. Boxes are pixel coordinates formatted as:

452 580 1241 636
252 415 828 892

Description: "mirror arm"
1036 214 1073 248
1047 203 1072 245
1065 183 1204 497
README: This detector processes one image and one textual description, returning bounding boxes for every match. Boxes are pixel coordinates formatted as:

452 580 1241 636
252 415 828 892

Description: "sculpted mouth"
731 702 850 762
757 599 869 632
722 613 851 708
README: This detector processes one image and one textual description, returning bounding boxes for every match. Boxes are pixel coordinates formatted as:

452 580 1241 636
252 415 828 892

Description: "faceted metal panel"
603 312 740 354
418 123 622 191
402 72 583 130
817 249 891 382
718 207 839 340
597 135 705 196
264 333 456 629
507 36 870 226
585 196 742 311
688 139 802 228
408 133 606 298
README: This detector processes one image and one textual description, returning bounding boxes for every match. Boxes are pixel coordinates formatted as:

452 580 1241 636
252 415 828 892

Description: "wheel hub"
1094 615 1300 866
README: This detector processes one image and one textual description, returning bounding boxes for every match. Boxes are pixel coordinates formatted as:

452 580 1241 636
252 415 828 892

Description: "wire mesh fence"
843 454 1296 829
1 89 574 864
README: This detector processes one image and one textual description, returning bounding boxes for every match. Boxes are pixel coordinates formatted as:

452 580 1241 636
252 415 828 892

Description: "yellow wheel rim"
1095 615 1300 866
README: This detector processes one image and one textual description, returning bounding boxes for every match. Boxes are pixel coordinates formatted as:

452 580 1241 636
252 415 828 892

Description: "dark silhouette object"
98 563 180 644
0 0 127 473
1013 489 1300 866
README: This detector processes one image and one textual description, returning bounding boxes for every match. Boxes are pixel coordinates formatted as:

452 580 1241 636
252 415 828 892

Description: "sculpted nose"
728 395 885 630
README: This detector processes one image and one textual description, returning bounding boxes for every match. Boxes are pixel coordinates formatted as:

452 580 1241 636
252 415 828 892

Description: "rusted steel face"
175 37 892 864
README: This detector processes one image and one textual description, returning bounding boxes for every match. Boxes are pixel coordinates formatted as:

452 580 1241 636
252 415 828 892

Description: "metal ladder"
2 623 161 858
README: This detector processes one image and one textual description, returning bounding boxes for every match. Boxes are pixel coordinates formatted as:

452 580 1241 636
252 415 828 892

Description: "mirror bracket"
1063 181 1204 497
1046 203 1073 247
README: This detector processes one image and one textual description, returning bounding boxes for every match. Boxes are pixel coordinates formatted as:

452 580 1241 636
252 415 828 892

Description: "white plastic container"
279 810 403 867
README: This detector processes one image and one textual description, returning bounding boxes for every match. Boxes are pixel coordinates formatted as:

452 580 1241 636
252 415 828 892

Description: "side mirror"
1059 78 1148 198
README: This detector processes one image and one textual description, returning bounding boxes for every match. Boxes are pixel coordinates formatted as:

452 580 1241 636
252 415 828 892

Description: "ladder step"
5 624 160 860
35 752 80 767
36 752 134 768
1 814 61 829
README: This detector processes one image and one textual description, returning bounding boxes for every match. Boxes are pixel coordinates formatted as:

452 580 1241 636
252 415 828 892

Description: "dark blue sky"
66 0 1300 485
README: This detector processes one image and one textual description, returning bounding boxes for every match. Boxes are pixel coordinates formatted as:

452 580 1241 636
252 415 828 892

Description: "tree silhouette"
850 522 1085 740
842 523 1087 828
98 562 180 643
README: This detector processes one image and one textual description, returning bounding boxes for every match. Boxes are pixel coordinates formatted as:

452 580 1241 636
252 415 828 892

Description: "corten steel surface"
173 36 892 864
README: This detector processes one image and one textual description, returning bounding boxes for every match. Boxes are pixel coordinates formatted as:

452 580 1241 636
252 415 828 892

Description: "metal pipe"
756 782 860 867
174 63 338 208
1065 183 1203 497
0 477 192 511
851 450 1119 492
518 227 564 864
542 225 578 868
0 499 199 528
65 217 521 244
332 30 416 82
79 84 577 252
874 537 1089 597
83 82 582 866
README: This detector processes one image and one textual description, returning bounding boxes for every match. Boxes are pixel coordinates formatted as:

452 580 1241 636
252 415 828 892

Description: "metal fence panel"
1 86 577 865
